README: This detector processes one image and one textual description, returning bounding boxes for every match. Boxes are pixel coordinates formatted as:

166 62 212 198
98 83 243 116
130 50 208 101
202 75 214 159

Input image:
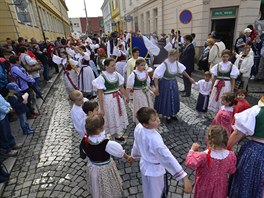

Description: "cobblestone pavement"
2 75 261 198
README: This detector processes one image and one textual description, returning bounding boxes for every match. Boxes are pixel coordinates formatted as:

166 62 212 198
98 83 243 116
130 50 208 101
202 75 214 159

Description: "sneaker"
47 80 53 83
7 150 18 157
250 75 255 80
12 143 23 150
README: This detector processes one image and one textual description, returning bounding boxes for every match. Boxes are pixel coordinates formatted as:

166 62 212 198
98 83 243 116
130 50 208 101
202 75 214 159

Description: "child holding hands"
131 107 192 198
126 58 154 123
186 125 236 198
80 115 132 198
211 92 237 135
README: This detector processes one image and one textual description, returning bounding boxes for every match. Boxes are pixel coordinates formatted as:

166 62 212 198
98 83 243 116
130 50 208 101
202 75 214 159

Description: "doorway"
211 18 236 50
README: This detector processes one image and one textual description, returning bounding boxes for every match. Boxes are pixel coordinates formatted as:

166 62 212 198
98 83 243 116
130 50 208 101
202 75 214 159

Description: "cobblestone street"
1 74 261 198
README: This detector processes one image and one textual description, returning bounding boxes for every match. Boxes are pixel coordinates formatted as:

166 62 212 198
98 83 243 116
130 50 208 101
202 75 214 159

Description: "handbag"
22 55 42 73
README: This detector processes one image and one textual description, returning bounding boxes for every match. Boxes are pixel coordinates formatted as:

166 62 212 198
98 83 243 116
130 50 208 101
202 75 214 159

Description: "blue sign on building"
179 10 192 24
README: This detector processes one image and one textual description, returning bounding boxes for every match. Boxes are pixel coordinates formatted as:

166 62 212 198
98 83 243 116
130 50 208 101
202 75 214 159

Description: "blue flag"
131 36 148 58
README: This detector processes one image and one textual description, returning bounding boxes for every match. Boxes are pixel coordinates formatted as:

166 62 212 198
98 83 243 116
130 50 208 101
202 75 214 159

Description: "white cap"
244 28 252 33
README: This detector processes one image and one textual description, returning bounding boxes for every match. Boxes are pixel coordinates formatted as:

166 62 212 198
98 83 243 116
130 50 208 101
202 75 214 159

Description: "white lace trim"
221 105 233 112
204 149 230 160
88 131 106 143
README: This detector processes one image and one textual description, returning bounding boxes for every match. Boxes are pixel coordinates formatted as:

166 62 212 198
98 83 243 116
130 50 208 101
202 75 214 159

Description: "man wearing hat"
5 82 33 135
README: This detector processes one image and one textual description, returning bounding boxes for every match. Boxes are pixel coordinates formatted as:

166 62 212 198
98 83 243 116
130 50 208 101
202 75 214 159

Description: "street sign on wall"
212 7 237 18
179 10 192 24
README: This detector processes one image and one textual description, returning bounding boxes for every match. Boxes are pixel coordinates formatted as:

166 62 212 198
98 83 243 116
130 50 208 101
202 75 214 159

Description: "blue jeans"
0 115 16 151
33 77 42 96
43 63 50 81
18 113 30 134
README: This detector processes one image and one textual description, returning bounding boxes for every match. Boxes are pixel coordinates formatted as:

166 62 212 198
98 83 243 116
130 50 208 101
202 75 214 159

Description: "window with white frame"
73 23 80 28
13 0 32 23
140 13 144 33
146 11 150 33
27 1 37 26
153 8 158 33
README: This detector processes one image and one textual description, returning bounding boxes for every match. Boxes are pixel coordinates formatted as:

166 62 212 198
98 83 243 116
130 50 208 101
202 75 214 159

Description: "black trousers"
183 72 192 96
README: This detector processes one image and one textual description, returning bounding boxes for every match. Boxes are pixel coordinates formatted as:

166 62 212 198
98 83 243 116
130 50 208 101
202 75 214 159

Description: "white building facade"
121 0 262 50
101 0 113 33
69 18 82 33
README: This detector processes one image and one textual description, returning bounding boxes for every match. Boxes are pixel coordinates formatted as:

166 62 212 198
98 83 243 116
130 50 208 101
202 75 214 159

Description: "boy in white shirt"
69 90 88 138
131 107 192 198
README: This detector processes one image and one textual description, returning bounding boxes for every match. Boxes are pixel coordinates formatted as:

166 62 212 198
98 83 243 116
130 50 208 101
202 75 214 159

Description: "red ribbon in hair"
206 147 211 168
84 135 89 145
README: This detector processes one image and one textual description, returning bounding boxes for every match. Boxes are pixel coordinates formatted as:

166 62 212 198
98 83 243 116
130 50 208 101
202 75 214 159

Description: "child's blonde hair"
168 49 179 57
69 90 83 101
207 125 228 149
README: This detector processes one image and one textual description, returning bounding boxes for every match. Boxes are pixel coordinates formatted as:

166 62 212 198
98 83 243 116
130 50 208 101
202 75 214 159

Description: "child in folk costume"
228 96 264 198
193 71 212 113
52 51 79 93
131 107 192 198
153 49 195 123
80 115 132 198
73 46 96 97
186 125 236 198
96 48 107 72
208 49 239 112
69 90 88 138
211 92 237 136
232 89 250 125
92 58 129 142
79 100 100 137
126 58 154 123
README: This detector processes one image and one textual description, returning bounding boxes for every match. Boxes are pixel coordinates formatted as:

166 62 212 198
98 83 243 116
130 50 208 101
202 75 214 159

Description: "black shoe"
171 116 178 121
179 90 186 93
166 118 172 123
0 174 8 183
115 136 125 142
0 167 10 178
182 95 190 97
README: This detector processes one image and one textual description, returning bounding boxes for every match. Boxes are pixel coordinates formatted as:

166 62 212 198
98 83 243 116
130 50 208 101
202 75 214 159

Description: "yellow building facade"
0 0 71 43
110 0 121 33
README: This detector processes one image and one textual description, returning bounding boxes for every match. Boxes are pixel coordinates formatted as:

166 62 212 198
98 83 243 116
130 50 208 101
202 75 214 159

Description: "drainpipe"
161 0 164 33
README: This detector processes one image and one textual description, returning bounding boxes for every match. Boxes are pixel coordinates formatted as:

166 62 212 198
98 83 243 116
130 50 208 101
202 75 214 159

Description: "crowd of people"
0 25 263 198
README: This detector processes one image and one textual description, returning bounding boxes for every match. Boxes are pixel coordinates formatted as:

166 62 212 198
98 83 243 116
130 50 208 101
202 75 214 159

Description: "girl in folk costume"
126 58 154 123
80 115 132 198
211 92 237 136
228 96 264 198
232 89 250 125
96 48 107 72
115 43 129 77
193 71 212 113
92 58 129 142
73 46 96 97
52 51 79 93
208 49 239 112
153 49 195 123
186 125 236 198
